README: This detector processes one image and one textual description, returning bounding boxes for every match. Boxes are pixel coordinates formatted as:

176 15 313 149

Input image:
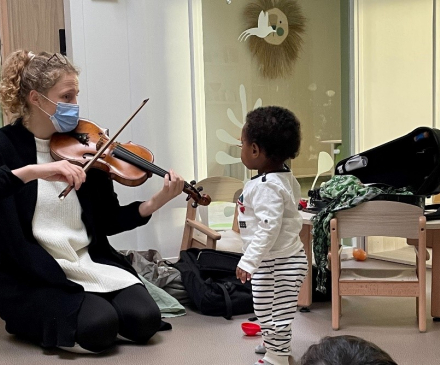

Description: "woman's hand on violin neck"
12 160 86 189
138 169 184 217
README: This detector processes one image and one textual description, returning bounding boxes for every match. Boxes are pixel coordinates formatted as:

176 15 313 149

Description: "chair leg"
416 297 419 319
419 296 426 332
419 305 426 332
330 220 341 330
332 292 340 330
180 224 194 251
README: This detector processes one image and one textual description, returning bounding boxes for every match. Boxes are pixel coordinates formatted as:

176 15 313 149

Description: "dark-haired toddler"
236 106 309 365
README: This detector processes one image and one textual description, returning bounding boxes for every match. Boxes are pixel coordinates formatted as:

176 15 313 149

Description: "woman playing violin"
0 50 184 353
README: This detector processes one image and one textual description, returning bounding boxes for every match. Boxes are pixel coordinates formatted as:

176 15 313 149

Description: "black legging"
76 284 161 353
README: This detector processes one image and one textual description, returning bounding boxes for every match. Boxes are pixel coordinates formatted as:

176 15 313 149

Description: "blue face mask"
38 93 80 133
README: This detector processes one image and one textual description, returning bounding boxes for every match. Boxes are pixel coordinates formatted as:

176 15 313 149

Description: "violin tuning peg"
186 195 191 201
197 186 203 192
190 180 196 186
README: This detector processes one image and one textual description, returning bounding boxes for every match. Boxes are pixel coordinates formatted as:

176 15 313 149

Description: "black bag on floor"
173 248 253 319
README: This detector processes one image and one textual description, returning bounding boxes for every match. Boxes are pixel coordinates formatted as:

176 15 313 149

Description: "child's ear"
251 142 259 156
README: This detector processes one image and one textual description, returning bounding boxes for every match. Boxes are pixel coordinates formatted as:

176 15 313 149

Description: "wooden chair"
180 176 244 252
330 200 427 332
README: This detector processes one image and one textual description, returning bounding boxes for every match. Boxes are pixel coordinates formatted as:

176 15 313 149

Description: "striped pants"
252 250 308 356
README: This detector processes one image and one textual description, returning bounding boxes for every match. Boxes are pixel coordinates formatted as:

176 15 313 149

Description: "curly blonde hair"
0 50 79 123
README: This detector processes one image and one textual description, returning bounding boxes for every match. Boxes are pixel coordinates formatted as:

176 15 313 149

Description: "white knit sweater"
32 137 140 292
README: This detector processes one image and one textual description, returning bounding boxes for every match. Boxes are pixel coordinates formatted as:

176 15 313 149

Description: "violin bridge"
96 136 106 151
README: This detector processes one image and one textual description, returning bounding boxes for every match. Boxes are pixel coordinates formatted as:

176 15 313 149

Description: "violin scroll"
186 180 211 207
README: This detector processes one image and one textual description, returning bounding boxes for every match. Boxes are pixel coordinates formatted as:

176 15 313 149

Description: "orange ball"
353 248 367 261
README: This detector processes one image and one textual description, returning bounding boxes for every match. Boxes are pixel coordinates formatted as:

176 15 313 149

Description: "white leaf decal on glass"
215 84 262 183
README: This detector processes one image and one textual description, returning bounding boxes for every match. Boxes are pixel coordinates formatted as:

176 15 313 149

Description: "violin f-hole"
83 153 107 160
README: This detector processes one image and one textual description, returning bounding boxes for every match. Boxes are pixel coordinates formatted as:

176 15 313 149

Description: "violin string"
115 145 169 176
115 145 192 189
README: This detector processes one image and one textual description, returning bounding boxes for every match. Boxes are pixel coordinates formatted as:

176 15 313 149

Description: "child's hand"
236 267 251 284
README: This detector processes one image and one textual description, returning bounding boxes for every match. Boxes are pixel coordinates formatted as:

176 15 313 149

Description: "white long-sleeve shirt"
237 169 304 275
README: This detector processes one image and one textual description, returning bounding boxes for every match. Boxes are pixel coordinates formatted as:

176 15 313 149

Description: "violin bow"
58 99 149 200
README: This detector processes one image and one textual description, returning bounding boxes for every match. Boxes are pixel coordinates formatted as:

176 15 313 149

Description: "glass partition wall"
191 0 343 198
190 0 438 265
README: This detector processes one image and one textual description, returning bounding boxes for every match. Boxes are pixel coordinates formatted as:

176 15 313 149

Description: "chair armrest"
186 219 222 240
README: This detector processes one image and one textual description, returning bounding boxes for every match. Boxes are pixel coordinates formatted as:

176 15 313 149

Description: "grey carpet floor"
1 259 439 365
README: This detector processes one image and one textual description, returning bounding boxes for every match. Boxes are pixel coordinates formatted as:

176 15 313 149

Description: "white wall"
64 0 195 258
356 0 433 152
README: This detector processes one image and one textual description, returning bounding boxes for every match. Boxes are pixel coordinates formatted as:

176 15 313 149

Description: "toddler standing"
236 106 308 365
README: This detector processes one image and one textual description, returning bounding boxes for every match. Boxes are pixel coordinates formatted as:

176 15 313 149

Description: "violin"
50 118 211 207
